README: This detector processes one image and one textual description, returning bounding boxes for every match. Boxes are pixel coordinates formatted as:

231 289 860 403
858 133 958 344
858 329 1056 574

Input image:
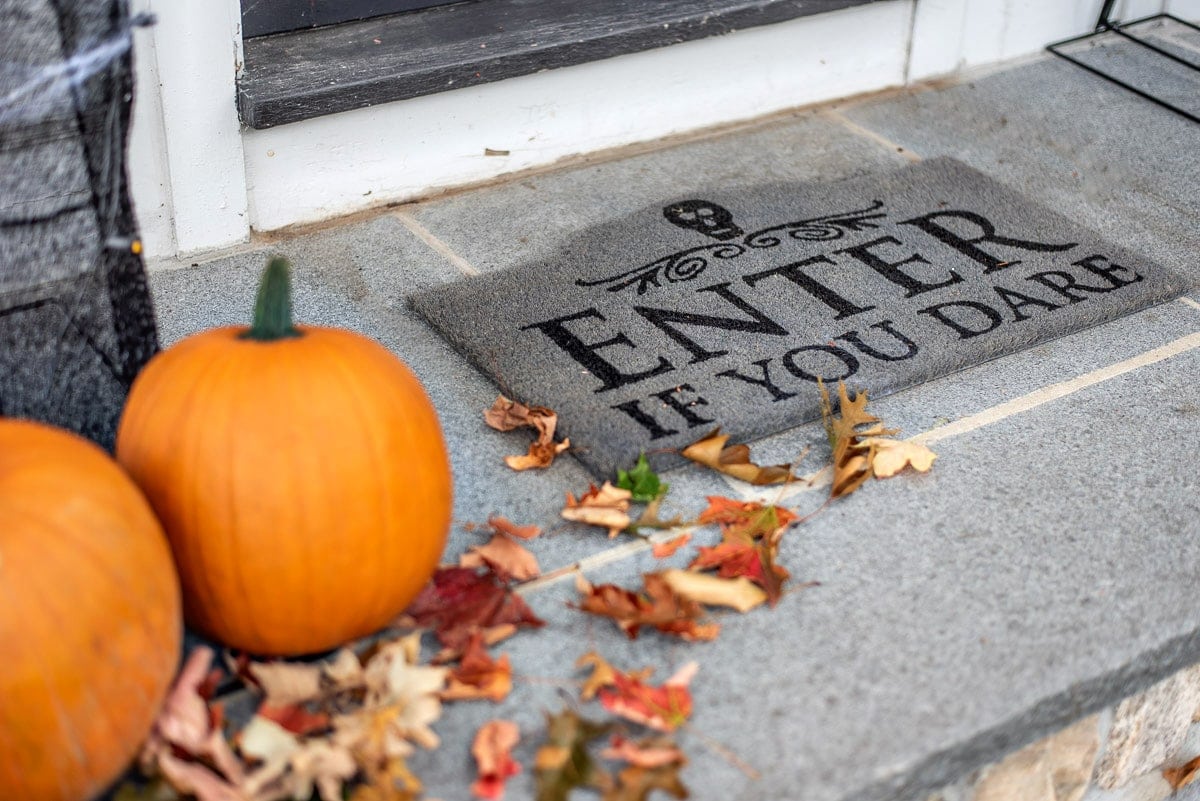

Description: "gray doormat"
411 158 1185 478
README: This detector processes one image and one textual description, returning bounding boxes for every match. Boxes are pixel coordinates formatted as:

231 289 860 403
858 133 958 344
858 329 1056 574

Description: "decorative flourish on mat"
576 200 887 295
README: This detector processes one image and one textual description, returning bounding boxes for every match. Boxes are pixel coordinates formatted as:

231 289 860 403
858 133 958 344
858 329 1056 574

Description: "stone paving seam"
1182 297 1200 312
518 319 1200 579
820 107 924 162
391 209 480 277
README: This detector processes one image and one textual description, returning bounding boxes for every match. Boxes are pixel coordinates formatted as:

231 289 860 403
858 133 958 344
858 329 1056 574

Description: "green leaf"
617 454 668 503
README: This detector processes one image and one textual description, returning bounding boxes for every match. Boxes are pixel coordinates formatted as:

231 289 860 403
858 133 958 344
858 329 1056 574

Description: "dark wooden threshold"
238 0 881 129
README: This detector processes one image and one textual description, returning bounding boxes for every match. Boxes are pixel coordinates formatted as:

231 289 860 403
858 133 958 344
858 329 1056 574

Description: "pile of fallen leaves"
120 382 934 801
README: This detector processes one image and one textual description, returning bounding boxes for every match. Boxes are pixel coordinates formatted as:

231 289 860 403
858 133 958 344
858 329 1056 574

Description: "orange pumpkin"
116 257 452 655
0 419 181 801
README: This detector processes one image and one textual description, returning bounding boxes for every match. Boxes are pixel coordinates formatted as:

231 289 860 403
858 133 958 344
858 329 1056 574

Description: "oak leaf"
485 394 570 470
534 708 611 801
862 437 937 478
597 662 697 732
471 720 522 800
659 569 767 613
651 533 692 559
442 632 513 702
681 428 795 485
561 482 633 537
574 573 720 642
401 566 545 651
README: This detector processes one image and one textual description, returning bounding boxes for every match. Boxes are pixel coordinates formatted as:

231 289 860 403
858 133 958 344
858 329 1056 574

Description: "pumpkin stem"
243 256 301 341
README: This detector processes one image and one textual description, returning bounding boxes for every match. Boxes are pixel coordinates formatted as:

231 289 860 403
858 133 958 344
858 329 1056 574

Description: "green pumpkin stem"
243 256 301 341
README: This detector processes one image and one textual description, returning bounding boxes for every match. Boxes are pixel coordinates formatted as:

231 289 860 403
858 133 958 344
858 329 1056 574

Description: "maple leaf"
576 651 654 702
681 428 795 485
598 662 697 732
485 394 570 470
442 632 513 702
360 634 448 749
617 454 668 503
574 573 720 642
696 497 796 541
862 437 938 478
659 569 767 613
818 380 902 499
651 532 691 559
401 566 545 651
471 720 522 800
534 708 612 801
600 736 686 769
561 482 633 538
460 533 541 582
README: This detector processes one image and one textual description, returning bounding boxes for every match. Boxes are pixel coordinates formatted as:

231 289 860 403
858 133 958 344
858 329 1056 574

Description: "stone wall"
927 664 1200 801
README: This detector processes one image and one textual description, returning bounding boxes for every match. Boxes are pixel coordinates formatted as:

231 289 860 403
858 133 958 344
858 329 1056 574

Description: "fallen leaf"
600 736 685 769
460 533 541 582
659 569 767 613
576 651 653 702
562 482 633 537
471 720 522 800
280 741 358 801
360 634 448 749
598 662 697 733
257 702 331 736
681 428 795 485
534 708 611 801
485 394 570 470
488 515 541 540
603 762 689 801
574 573 720 642
402 566 545 651
651 533 692 559
696 497 796 541
688 540 790 606
862 437 937 478
442 632 513 702
818 380 898 500
1164 754 1200 790
248 660 324 706
348 757 423 801
617 454 668 503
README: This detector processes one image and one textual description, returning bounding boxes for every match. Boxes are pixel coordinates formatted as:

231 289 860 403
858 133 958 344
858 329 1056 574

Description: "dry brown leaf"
247 661 324 706
485 394 569 471
659 569 767 613
348 757 423 801
819 380 898 500
603 762 688 801
600 736 686 769
574 573 720 642
534 709 611 801
470 720 521 800
460 534 541 582
863 437 938 478
651 533 691 559
360 634 448 749
441 633 513 702
488 515 541 540
561 482 633 537
1164 754 1200 790
575 651 653 702
681 428 795 485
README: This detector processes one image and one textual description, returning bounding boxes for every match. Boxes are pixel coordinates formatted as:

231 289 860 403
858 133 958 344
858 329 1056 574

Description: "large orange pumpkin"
116 257 453 655
0 419 181 801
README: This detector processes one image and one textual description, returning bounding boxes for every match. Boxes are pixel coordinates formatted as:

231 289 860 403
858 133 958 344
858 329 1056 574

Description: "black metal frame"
1047 1 1200 124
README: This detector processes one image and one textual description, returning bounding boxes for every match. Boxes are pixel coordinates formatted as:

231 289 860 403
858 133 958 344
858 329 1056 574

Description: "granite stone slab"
411 158 1186 477
404 344 1200 801
842 35 1200 284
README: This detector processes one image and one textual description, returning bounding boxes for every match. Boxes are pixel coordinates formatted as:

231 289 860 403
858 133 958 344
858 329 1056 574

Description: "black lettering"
993 285 1060 322
918 300 1004 340
836 320 920 362
715 358 797 401
902 210 1076 273
781 345 859 383
652 384 715 427
523 308 674 393
835 235 962 297
743 254 877 320
612 399 678 439
1025 270 1118 303
634 282 787 364
1073 254 1144 289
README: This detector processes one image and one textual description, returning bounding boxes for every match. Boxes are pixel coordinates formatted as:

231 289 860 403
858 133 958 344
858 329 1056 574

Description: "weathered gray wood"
238 0 880 129
241 0 462 39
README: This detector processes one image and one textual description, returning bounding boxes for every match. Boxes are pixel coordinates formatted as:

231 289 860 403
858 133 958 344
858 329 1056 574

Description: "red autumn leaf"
258 702 331 736
574 573 719 642
600 735 686 769
651 533 691 559
442 632 513 702
696 496 797 541
470 720 522 800
689 540 790 606
598 663 697 732
402 566 545 651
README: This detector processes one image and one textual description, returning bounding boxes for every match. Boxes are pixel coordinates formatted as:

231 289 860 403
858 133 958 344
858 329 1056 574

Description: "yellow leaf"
681 429 795 485
864 437 938 478
659 569 767 613
561 482 633 537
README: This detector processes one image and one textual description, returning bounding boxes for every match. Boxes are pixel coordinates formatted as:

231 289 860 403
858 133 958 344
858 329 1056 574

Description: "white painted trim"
127 0 175 258
143 0 249 256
